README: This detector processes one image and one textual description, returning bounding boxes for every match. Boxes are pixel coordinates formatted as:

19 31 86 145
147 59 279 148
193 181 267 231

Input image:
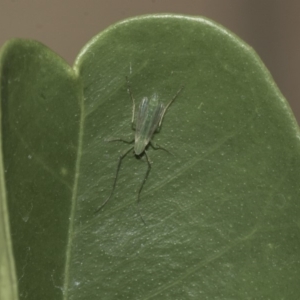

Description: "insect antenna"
95 146 134 214
158 85 184 127
126 76 136 129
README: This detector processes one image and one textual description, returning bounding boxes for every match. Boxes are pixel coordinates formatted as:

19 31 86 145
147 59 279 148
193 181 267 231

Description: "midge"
95 77 184 223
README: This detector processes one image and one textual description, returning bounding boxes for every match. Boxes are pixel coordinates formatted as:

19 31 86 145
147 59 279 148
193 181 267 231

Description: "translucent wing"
134 94 164 155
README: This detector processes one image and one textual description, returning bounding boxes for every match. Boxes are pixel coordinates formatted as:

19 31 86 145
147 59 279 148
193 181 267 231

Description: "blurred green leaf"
1 15 300 300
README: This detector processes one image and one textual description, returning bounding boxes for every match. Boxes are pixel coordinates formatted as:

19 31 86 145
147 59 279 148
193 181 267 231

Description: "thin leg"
94 146 134 214
105 138 134 144
158 85 184 127
136 151 152 225
126 76 136 129
150 142 172 155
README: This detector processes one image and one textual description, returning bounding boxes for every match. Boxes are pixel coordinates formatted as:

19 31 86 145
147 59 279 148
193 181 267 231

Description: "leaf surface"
0 40 82 299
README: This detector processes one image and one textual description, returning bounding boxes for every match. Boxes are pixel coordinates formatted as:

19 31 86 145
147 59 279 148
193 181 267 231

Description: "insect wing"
134 96 164 155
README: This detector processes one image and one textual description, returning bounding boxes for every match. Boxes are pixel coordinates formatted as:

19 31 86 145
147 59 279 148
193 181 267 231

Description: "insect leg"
149 141 172 155
126 76 136 130
94 146 134 214
105 138 135 144
158 85 184 128
136 151 152 225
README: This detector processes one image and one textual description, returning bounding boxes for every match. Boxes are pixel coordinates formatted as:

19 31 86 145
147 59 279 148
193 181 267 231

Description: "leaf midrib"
63 68 85 299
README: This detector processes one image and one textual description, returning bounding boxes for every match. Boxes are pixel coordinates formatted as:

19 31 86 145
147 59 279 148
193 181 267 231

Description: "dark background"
1 0 299 123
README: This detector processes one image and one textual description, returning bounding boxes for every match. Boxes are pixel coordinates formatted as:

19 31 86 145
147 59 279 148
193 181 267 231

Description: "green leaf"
0 40 82 299
1 14 300 299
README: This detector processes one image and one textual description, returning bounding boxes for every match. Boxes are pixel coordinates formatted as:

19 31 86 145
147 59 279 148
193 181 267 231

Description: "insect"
95 77 184 223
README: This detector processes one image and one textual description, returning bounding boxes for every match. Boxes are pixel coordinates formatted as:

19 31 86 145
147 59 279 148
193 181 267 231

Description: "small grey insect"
95 77 184 223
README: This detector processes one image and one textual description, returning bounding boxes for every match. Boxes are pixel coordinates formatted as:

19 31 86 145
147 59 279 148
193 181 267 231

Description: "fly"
95 77 184 224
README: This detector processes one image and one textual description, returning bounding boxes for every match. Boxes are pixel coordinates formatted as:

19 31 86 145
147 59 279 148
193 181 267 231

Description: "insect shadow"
95 77 184 224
